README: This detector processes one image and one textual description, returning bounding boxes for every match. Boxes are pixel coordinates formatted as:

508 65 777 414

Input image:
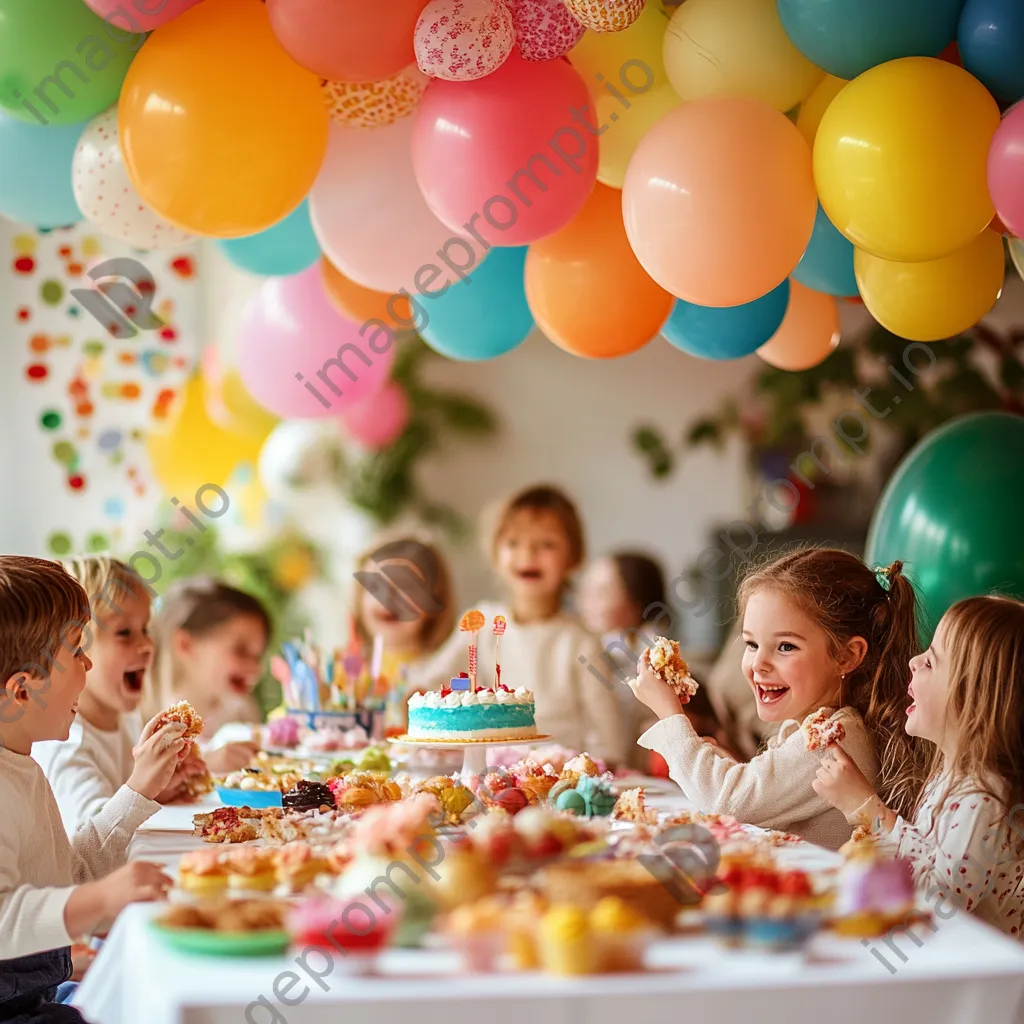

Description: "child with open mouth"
628 548 927 850
34 556 207 838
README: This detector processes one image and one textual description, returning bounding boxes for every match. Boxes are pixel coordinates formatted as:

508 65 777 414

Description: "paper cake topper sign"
493 615 506 636
450 676 472 691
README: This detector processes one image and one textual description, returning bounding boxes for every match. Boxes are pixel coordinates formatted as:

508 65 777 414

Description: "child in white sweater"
414 485 628 765
815 595 1024 938
0 556 185 1023
629 548 926 849
34 557 207 838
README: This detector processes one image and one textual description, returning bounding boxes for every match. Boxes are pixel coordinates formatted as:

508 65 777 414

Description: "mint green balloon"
0 0 142 126
866 412 1024 641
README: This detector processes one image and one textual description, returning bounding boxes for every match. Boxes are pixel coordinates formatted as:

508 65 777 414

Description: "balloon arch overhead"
0 0 1022 431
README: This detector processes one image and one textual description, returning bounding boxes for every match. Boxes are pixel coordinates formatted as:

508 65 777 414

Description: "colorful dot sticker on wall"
86 532 110 552
40 280 63 305
68 474 86 491
40 409 62 430
48 532 73 555
13 255 35 274
104 497 125 519
97 428 122 451
17 306 31 322
53 440 78 467
83 340 104 358
25 363 48 381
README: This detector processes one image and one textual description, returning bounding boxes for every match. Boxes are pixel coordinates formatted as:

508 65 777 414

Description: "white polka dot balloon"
72 107 194 251
414 0 516 82
504 0 585 61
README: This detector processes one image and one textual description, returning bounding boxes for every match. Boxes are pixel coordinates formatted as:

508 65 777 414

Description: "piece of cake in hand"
644 637 699 702
801 707 847 752
153 700 205 754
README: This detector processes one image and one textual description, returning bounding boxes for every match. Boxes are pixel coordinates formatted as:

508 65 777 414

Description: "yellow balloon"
663 0 823 112
570 0 669 98
855 230 1005 342
147 376 264 500
597 83 680 189
219 371 280 442
796 75 846 146
814 58 999 263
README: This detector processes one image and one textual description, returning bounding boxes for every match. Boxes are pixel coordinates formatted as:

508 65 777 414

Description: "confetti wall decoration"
1 220 200 557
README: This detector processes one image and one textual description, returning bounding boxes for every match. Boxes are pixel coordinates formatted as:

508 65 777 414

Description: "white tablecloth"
75 903 1024 1024
74 784 1024 1024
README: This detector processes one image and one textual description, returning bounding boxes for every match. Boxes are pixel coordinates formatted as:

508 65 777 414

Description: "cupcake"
227 848 277 893
505 890 548 970
264 717 301 750
178 849 229 898
274 842 332 892
590 897 655 972
287 896 395 973
282 780 336 812
445 900 505 972
538 905 596 976
559 753 600 786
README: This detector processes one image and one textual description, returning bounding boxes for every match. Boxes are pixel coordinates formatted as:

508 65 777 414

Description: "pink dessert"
265 717 301 749
305 726 368 753
287 897 397 958
834 843 916 937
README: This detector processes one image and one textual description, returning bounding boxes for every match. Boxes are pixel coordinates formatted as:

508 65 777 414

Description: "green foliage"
632 321 1024 478
344 335 498 536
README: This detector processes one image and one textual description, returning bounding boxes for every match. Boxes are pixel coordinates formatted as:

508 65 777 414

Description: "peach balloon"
525 183 672 359
757 280 839 371
267 0 430 81
321 257 414 326
622 96 816 307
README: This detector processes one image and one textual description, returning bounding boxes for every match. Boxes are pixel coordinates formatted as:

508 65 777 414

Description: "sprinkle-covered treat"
801 708 847 751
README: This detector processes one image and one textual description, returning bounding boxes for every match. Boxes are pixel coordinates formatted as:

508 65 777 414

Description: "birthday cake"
407 685 538 742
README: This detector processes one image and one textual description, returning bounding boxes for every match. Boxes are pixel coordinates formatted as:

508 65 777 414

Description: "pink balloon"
237 265 395 419
988 103 1024 240
310 118 485 294
340 381 411 449
415 0 515 81
505 0 585 62
82 0 206 31
412 49 599 246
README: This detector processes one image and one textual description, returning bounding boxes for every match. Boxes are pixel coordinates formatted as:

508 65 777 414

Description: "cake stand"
388 735 552 783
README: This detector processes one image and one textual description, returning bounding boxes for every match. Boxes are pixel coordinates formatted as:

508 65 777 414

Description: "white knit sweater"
0 746 158 960
639 706 879 849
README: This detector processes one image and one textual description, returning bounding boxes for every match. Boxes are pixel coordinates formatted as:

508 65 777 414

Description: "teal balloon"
866 412 1024 640
0 112 83 227
216 200 320 276
958 0 1024 105
777 0 963 80
421 247 532 361
793 204 858 298
662 280 789 360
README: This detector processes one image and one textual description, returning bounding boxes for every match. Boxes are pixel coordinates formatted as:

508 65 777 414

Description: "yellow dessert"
273 842 331 892
226 848 277 893
590 897 653 972
539 905 596 976
178 849 229 897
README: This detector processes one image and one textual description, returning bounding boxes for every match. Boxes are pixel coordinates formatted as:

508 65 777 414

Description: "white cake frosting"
408 686 534 709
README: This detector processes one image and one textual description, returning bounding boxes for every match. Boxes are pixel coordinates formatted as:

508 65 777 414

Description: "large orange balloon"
119 0 329 237
525 183 672 359
623 96 816 307
267 0 430 81
320 257 413 326
757 281 839 370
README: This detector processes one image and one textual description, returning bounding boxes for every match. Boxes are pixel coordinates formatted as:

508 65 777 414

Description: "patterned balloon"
505 0 585 61
415 0 515 81
564 0 647 33
71 108 194 250
322 65 430 128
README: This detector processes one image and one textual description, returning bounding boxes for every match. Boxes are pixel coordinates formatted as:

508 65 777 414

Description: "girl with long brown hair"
815 595 1024 937
629 547 926 849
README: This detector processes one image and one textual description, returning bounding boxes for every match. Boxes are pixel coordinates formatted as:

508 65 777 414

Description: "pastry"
559 753 601 785
282 780 336 812
643 638 699 702
538 905 596 976
611 787 659 827
178 849 229 897
833 841 916 938
445 900 505 972
286 896 394 962
158 898 287 933
264 717 301 749
226 848 278 893
273 842 332 891
590 897 655 972
801 707 847 751
152 700 204 754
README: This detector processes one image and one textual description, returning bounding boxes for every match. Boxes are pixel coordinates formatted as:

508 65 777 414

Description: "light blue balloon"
216 200 320 276
662 280 790 360
421 247 533 361
958 0 1024 105
777 0 962 80
0 112 83 227
793 204 858 297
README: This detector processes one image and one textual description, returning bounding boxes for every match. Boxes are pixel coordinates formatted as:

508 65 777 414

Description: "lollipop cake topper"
460 609 485 691
493 614 506 688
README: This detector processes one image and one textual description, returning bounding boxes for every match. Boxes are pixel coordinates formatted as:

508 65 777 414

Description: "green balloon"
866 412 1024 641
0 0 141 127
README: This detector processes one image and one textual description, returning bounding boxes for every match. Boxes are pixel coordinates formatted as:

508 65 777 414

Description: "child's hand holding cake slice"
626 637 700 721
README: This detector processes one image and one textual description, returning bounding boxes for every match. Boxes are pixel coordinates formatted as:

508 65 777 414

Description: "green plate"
150 922 290 957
